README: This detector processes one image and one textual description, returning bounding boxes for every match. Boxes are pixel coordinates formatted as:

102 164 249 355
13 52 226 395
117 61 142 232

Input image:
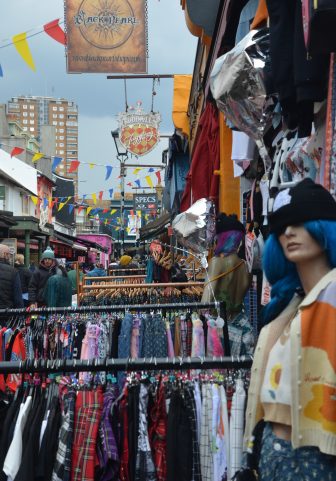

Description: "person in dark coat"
0 244 23 308
43 264 72 308
14 254 32 307
28 247 57 307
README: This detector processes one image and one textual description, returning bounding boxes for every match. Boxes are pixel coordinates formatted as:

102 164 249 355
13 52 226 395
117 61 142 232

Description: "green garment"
67 269 83 294
44 274 72 308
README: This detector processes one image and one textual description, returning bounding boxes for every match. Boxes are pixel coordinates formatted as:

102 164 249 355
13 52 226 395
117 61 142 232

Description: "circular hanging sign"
75 0 137 49
118 104 161 156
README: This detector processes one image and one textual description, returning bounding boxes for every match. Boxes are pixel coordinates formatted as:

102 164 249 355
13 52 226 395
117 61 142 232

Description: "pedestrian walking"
14 254 32 307
0 245 23 308
28 246 57 307
44 264 72 307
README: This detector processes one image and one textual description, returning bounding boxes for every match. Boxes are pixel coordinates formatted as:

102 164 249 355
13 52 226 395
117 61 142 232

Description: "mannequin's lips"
287 242 300 251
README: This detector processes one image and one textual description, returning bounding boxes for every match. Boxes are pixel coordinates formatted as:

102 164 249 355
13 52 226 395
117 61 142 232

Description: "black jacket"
28 263 56 304
0 259 23 308
15 264 32 294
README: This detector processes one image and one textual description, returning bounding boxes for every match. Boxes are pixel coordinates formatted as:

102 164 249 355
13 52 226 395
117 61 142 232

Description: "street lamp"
111 129 128 255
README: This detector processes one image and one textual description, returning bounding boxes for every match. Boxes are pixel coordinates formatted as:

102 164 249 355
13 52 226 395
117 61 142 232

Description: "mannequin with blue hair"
241 179 336 481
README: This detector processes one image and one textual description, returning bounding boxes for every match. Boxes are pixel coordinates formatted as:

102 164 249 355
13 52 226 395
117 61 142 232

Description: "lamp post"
111 129 128 255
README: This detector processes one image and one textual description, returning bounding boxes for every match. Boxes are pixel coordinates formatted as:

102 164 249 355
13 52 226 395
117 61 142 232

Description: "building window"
52 106 57 111
23 112 28 117
22 105 27 109
59 143 64 147
59 136 64 140
59 114 64 119
59 122 64 126
29 105 34 110
30 113 34 118
53 114 57 118
23 120 28 124
30 127 34 132
59 107 64 111
59 150 64 154
59 129 64 133
53 121 57 126
30 120 34 124
23 127 27 131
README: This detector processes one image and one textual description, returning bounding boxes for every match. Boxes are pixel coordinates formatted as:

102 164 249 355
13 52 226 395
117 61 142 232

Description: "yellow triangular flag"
92 193 97 204
110 209 117 215
32 152 44 163
58 202 65 211
12 32 36 71
87 206 93 215
31 195 38 205
89 163 95 169
133 167 142 175
145 176 154 188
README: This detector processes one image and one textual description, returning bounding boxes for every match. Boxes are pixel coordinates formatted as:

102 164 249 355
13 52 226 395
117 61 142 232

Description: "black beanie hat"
269 178 336 235
216 213 245 234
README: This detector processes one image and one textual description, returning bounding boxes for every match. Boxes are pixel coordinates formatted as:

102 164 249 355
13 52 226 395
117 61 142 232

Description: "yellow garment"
250 0 268 29
119 255 132 266
172 75 192 137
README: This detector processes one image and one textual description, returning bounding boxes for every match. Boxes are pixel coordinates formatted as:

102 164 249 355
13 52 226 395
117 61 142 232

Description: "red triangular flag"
68 160 80 173
10 147 24 158
155 171 162 184
43 19 66 45
127 182 133 187
99 191 103 200
77 205 85 214
103 209 109 214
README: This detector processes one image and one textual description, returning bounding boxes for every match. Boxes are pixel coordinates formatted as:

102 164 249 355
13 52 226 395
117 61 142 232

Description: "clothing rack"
0 301 231 356
81 281 204 290
0 356 252 374
0 302 218 317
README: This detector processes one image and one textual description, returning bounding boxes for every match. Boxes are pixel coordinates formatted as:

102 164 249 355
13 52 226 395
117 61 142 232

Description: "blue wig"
261 220 336 324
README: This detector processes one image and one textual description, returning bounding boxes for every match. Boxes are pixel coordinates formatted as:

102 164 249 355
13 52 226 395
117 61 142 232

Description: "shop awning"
139 212 171 241
72 243 87 252
51 233 74 247
54 230 108 253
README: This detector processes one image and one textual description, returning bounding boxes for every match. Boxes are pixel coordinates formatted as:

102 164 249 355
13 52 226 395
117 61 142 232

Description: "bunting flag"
109 189 114 198
68 204 75 214
133 167 142 175
48 197 52 209
77 205 85 214
12 32 36 71
127 182 133 187
92 193 97 205
130 210 134 216
98 191 103 201
155 171 162 184
105 165 113 181
0 65 3 78
102 208 109 214
68 160 80 173
110 209 117 215
89 163 95 169
10 147 24 158
32 152 44 163
87 206 93 215
58 201 66 211
148 167 155 173
145 176 154 188
52 156 62 171
31 195 38 205
43 19 66 45
43 198 48 209
135 179 141 188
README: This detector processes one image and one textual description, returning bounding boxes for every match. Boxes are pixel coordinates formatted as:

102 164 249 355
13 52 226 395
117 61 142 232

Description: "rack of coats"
0 356 252 481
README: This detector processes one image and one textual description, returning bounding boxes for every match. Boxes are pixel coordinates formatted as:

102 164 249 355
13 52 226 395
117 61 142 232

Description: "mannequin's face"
278 225 325 264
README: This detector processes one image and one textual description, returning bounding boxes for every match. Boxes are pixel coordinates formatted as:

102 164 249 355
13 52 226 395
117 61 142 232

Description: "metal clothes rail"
0 356 253 374
0 302 218 317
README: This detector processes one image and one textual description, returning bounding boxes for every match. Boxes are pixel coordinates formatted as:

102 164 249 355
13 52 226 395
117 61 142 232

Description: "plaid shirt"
184 385 202 481
149 384 167 481
96 385 120 481
200 384 214 481
52 387 76 481
71 388 103 481
120 389 130 481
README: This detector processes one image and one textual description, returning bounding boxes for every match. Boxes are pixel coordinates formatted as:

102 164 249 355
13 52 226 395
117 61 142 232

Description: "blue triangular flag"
52 156 63 171
43 198 48 209
109 188 114 198
148 167 155 173
0 65 3 78
105 165 113 181
68 204 75 214
135 179 141 188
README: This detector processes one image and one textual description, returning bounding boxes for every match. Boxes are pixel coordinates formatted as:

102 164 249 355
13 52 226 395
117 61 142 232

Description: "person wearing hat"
28 246 57 307
242 179 336 480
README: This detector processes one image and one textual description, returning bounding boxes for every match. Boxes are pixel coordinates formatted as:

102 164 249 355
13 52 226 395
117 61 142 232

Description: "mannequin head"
262 220 336 323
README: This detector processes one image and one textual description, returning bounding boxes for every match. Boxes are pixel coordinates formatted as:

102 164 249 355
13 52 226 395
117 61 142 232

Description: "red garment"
148 384 167 481
7 331 26 392
71 387 103 481
180 103 220 212
120 389 130 481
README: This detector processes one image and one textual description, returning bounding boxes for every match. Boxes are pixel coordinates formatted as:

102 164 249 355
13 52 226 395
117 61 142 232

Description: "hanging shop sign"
65 0 148 74
127 211 141 236
118 105 161 156
133 193 158 210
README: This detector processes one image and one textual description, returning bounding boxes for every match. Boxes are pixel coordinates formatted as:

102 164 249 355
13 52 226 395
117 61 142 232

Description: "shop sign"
65 0 148 73
133 193 157 210
127 211 141 236
0 238 17 266
118 104 161 156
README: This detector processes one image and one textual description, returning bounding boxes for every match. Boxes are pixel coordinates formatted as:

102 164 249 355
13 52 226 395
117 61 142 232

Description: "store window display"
243 179 336 480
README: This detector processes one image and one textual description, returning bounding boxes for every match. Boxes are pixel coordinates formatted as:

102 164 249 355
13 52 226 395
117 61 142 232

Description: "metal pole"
120 156 126 255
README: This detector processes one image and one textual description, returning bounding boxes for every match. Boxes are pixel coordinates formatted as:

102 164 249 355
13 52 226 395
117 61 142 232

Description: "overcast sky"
0 0 197 196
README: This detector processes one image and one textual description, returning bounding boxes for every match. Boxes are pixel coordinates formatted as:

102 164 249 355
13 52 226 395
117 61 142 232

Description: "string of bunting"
0 19 66 75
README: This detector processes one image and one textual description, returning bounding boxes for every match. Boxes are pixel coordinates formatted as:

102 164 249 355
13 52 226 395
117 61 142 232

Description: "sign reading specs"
118 103 161 156
65 0 148 73
133 193 158 211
